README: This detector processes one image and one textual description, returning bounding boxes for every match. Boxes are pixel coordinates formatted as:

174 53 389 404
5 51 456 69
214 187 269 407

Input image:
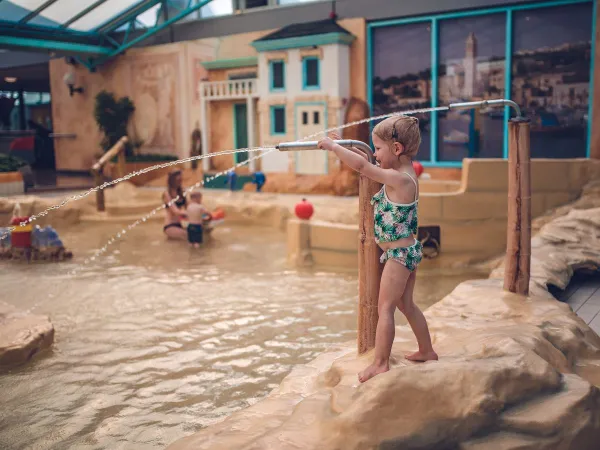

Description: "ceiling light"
4 77 17 83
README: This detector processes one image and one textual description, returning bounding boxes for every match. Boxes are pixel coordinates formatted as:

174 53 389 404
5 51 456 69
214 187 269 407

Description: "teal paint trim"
302 56 320 91
503 9 512 159
233 103 246 164
366 24 374 120
366 23 375 148
202 56 258 70
203 173 253 190
269 60 286 93
421 161 462 168
368 0 591 30
0 19 101 37
587 0 597 158
0 35 112 55
270 105 286 136
251 32 355 52
294 101 329 174
430 18 438 165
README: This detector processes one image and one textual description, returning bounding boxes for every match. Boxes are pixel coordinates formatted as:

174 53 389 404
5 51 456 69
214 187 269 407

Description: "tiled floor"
558 272 600 335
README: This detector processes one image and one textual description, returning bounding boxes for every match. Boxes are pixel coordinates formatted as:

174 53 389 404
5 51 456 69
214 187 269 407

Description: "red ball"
294 199 314 220
412 161 424 178
10 216 29 226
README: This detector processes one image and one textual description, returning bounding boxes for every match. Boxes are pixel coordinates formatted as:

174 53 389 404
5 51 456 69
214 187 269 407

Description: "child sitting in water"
318 117 438 383
186 191 210 248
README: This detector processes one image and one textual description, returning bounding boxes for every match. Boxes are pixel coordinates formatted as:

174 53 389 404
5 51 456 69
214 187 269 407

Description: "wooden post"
91 136 128 212
358 175 383 354
200 97 210 171
117 150 127 178
504 118 531 295
93 169 105 212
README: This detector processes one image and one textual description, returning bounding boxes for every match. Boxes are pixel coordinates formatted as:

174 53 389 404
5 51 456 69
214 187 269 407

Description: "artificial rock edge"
167 181 600 450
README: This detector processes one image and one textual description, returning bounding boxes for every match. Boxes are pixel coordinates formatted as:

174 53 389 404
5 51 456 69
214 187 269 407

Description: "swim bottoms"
187 223 203 244
163 222 183 232
380 240 423 272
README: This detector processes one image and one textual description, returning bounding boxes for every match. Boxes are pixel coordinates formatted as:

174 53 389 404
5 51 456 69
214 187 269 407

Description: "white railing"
200 79 258 100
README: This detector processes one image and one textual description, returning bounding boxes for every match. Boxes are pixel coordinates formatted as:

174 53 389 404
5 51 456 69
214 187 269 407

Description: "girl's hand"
317 137 336 151
329 132 342 140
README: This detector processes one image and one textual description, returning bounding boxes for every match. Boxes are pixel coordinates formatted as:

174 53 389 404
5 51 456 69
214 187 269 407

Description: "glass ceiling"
0 0 320 64
0 0 255 32
0 0 149 31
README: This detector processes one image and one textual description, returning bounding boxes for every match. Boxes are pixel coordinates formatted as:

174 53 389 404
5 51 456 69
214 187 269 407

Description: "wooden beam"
357 176 383 354
504 118 531 296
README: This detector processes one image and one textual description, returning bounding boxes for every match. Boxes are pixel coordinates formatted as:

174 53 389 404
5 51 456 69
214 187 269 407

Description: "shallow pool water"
0 221 487 449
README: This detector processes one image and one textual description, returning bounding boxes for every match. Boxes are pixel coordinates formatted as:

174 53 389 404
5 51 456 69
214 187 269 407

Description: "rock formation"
167 184 600 450
0 301 54 370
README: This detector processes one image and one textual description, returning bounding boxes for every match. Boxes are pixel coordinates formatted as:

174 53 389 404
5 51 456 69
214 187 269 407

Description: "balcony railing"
200 79 258 100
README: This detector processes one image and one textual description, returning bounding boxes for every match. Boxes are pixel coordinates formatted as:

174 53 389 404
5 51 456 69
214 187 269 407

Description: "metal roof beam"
19 0 61 24
61 0 112 29
0 35 112 55
0 19 104 41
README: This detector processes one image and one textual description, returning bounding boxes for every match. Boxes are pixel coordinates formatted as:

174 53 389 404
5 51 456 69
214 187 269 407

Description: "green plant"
0 154 27 173
94 90 136 156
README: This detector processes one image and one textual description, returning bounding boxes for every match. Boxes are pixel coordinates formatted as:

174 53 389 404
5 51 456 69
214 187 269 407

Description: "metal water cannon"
277 139 375 164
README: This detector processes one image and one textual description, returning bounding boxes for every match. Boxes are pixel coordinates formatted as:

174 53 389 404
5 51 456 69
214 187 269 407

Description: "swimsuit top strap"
403 172 418 202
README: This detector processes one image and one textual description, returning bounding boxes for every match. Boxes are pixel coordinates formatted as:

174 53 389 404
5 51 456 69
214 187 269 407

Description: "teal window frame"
366 0 596 168
270 105 287 136
302 56 320 91
269 60 286 92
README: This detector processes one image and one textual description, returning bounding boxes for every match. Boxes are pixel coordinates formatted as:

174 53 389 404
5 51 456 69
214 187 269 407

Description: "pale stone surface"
167 184 600 450
0 301 54 369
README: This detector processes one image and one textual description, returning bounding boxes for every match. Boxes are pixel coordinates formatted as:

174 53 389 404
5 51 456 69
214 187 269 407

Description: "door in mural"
295 103 327 175
233 103 249 163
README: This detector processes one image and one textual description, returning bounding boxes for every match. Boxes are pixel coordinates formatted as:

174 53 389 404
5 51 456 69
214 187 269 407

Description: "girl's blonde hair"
373 116 421 158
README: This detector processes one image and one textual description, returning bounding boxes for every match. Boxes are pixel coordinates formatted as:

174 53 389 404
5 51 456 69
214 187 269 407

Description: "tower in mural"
463 32 477 98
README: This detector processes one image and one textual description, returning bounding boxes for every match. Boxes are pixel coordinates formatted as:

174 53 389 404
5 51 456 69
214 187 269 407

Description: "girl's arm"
318 137 399 186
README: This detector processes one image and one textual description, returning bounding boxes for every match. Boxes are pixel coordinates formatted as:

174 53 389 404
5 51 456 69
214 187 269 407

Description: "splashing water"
0 147 263 241
0 105 449 242
60 105 449 276
68 150 275 277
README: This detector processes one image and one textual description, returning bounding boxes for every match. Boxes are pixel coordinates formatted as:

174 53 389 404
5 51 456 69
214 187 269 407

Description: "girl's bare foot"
358 361 389 383
405 350 438 362
193 243 200 249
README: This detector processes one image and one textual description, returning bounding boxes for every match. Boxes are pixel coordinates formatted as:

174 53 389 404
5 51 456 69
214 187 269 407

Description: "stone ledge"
0 301 54 370
167 182 600 450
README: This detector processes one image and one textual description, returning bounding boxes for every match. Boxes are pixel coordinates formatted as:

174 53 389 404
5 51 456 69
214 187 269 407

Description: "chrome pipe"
277 139 375 164
448 99 521 118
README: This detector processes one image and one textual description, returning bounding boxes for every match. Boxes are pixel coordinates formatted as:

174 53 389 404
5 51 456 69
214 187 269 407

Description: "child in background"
186 191 209 248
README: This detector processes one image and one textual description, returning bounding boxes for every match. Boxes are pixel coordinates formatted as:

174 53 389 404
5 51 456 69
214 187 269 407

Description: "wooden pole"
357 175 383 354
91 136 128 212
117 150 127 178
93 169 105 212
504 118 531 295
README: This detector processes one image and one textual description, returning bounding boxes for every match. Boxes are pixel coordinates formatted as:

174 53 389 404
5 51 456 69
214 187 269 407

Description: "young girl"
318 116 438 383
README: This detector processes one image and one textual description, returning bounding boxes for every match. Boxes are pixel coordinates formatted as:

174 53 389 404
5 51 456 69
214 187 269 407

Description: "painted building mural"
370 1 594 164
47 1 594 177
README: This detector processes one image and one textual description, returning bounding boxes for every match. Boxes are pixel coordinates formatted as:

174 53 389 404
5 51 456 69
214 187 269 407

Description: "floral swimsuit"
371 173 422 271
